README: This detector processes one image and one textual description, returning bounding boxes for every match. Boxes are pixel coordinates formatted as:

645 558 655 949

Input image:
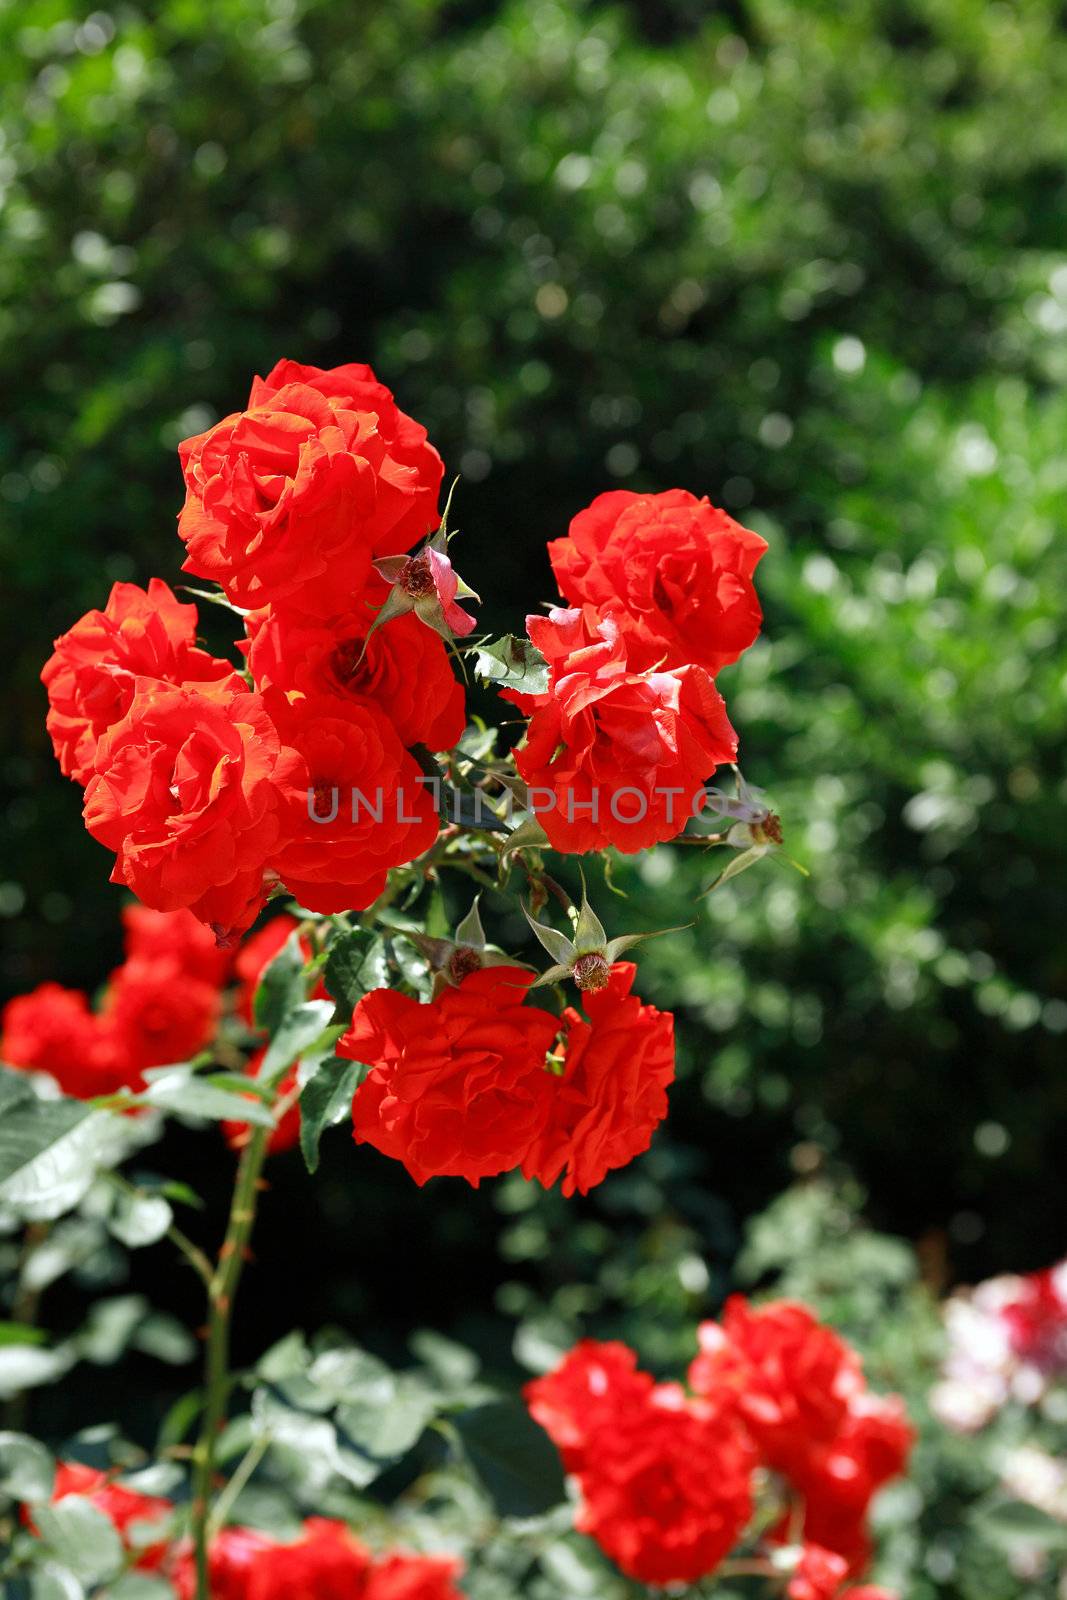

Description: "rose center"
400 554 436 599
753 811 783 847
331 638 365 685
573 952 611 992
447 946 483 983
310 780 338 819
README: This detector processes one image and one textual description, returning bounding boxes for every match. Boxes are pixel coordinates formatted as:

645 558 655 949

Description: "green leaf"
253 929 307 1034
0 1430 55 1501
389 934 434 997
522 906 576 967
0 1067 36 1116
442 790 508 832
255 1331 310 1385
105 1578 175 1600
977 1497 1067 1553
20 1219 108 1293
159 1179 203 1210
30 1566 84 1600
335 1374 437 1463
0 1322 48 1347
33 1496 125 1585
260 1001 336 1082
513 1315 576 1376
140 1068 275 1127
106 1189 173 1249
249 1390 381 1491
301 1344 392 1408
409 1330 480 1388
116 1463 184 1498
702 843 773 892
299 1058 365 1174
132 1312 197 1366
572 871 607 954
76 1295 147 1365
0 1344 75 1400
473 634 550 695
500 815 549 860
453 896 486 948
158 1388 205 1450
0 1074 133 1220
454 1400 566 1517
324 930 389 1017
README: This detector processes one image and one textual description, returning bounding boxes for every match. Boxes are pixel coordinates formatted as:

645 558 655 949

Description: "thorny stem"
189 1118 272 1600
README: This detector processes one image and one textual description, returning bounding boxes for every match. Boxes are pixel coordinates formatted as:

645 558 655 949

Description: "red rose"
1000 1263 1067 1371
690 1297 914 1578
788 1545 850 1600
790 1395 913 1572
222 1047 301 1157
508 608 736 853
41 579 239 784
122 904 235 986
525 1340 655 1473
363 1551 465 1600
41 1462 172 1570
340 967 559 1186
573 1382 754 1585
528 1342 754 1585
548 489 766 675
2 983 97 1081
265 690 438 915
689 1298 864 1478
243 593 465 752
522 963 674 1196
178 359 443 615
170 1520 462 1600
170 1525 275 1600
99 955 221 1072
243 1518 372 1600
0 983 133 1098
82 679 284 941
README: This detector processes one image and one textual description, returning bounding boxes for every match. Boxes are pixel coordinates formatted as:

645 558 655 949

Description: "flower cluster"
0 906 229 1097
340 960 674 1194
43 360 454 943
504 489 765 854
526 1296 912 1592
44 369 769 935
931 1255 1067 1432
30 1466 461 1600
527 1340 755 1585
170 1518 462 1600
690 1297 914 1577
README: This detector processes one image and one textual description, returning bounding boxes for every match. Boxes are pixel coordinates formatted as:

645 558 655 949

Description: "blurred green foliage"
1 8 1065 1588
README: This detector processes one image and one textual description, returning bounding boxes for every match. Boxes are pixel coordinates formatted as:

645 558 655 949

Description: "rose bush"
0 357 917 1600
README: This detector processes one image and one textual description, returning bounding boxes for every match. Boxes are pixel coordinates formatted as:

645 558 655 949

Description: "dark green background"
2 0 1065 1429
